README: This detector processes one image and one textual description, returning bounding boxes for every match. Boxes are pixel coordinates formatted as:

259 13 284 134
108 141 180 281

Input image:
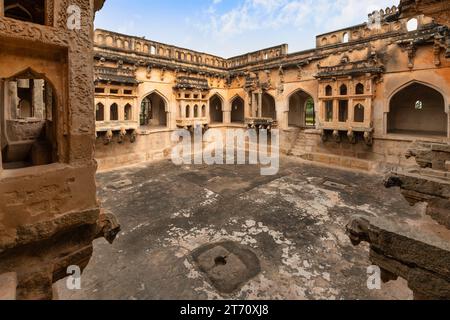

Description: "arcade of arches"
92 5 450 178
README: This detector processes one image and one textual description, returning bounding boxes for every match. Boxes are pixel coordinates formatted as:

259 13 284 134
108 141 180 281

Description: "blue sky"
95 0 398 58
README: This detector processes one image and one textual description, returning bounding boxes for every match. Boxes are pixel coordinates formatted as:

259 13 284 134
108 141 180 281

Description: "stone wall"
0 0 118 300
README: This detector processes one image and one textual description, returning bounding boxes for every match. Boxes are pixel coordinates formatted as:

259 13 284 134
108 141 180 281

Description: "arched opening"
4 0 45 25
110 103 119 121
406 18 418 32
343 32 349 43
325 101 333 122
261 93 276 120
231 96 245 123
356 83 364 95
338 100 348 122
288 90 315 127
124 103 132 121
1 69 58 169
194 105 199 118
201 105 206 118
186 105 191 118
325 85 333 96
140 92 167 127
209 95 223 123
340 84 348 96
354 104 365 123
388 82 447 136
96 103 104 122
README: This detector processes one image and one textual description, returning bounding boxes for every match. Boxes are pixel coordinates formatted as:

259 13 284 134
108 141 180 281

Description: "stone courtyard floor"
56 157 416 300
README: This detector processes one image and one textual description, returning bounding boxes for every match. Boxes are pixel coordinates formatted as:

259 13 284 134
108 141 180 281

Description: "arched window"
343 32 349 43
231 97 245 124
339 100 348 122
356 83 365 95
150 46 156 55
325 101 333 122
325 85 333 96
110 103 119 121
194 105 199 118
4 0 45 25
340 84 348 96
406 18 418 32
262 93 276 120
186 105 191 118
2 69 58 168
96 103 105 122
321 37 328 46
354 104 365 123
124 104 132 121
202 105 206 118
209 95 223 123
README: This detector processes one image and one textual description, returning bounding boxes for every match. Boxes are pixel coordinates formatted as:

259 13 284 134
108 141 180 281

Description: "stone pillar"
118 100 124 121
258 92 263 118
105 96 110 121
277 101 289 129
0 1 4 17
250 93 255 117
223 100 231 124
348 98 354 123
223 111 231 124
45 83 53 120
33 79 45 119
333 99 338 124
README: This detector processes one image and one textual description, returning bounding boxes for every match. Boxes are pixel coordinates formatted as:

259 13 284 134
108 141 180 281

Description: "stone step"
290 151 375 171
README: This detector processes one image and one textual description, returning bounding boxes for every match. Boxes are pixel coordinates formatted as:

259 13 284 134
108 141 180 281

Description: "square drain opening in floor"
191 241 261 294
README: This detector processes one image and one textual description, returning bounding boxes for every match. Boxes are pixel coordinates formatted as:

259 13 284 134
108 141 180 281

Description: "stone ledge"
347 215 450 299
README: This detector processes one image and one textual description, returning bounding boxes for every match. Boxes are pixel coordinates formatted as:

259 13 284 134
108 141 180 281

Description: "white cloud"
196 0 398 39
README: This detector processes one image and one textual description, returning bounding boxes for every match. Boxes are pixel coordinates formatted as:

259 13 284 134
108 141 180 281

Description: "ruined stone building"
93 2 449 173
0 0 118 300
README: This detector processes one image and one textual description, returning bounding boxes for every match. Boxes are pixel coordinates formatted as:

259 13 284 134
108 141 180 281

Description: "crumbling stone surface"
348 141 450 300
347 216 450 299
406 141 450 170
0 0 119 300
